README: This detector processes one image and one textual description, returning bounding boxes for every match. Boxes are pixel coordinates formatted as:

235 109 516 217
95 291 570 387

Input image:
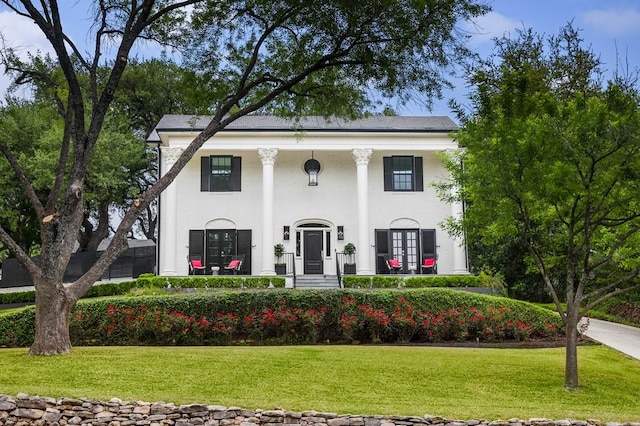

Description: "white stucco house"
147 115 467 279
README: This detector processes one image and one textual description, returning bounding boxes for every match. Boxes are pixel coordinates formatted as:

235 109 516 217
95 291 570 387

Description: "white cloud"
0 10 55 98
0 10 53 56
580 8 640 37
462 11 521 46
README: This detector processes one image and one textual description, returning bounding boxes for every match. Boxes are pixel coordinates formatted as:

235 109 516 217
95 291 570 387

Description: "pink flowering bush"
0 289 564 348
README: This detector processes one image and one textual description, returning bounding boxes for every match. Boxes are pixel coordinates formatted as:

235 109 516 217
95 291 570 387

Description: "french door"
391 230 419 273
188 229 252 274
206 230 236 270
375 228 435 274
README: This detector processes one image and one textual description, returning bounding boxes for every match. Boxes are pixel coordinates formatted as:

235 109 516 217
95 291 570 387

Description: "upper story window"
200 155 242 192
383 156 423 192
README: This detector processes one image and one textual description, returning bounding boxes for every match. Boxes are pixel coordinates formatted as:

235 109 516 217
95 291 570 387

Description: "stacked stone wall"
0 394 636 426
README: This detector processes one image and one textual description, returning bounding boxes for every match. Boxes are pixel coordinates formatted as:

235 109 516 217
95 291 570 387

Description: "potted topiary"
274 243 286 275
343 242 356 275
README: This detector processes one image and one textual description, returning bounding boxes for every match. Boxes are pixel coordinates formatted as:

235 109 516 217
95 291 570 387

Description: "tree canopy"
438 24 640 389
0 60 193 256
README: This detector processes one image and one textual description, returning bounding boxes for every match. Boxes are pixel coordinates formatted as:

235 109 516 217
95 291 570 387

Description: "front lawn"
0 345 638 422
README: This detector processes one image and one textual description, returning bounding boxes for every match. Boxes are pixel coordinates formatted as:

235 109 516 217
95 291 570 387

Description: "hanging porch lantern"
304 157 321 186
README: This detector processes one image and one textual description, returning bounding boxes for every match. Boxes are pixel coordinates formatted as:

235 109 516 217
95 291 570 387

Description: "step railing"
277 252 297 288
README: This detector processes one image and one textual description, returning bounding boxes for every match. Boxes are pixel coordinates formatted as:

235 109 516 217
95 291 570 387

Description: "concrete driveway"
584 318 640 361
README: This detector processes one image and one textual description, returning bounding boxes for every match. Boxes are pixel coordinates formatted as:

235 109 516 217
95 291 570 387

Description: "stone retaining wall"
0 394 635 426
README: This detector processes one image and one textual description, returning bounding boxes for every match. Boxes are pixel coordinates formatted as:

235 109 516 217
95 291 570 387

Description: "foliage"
588 292 640 326
342 275 483 289
274 244 285 263
600 302 640 325
0 97 150 254
0 289 37 305
468 234 546 301
341 276 373 288
343 243 356 256
342 243 356 265
437 24 640 389
476 268 507 296
0 101 57 259
0 275 285 306
182 0 489 117
0 289 563 347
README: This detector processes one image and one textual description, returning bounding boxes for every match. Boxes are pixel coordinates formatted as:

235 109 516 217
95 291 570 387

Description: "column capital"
161 147 183 166
258 147 279 165
352 148 373 165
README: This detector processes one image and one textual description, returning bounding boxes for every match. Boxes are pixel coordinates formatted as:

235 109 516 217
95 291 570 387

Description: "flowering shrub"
0 289 564 347
212 313 239 344
96 305 215 345
69 297 561 346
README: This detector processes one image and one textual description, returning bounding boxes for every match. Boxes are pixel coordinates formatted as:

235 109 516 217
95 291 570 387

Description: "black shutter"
383 157 393 191
189 230 205 266
237 229 252 275
375 229 390 274
414 156 423 192
231 156 242 191
421 229 436 259
200 157 210 192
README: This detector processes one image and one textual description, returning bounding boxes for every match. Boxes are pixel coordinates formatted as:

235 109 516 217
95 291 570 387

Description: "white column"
258 148 278 276
352 148 374 275
451 199 469 274
159 147 183 276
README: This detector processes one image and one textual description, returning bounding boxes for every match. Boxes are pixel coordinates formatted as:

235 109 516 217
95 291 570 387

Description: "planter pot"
343 263 356 275
275 264 286 275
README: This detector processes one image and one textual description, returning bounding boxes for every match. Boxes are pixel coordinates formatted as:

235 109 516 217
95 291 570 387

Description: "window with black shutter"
383 156 423 192
201 155 242 192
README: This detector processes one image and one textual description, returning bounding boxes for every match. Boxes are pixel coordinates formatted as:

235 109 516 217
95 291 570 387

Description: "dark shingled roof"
152 114 458 135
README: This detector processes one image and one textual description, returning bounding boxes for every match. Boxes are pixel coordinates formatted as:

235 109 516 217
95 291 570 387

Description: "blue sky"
1 1 639 118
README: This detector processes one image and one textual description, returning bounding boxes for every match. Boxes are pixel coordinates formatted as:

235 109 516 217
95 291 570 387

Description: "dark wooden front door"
304 230 323 274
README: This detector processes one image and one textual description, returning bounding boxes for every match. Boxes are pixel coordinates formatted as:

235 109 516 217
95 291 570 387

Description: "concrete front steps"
292 275 340 289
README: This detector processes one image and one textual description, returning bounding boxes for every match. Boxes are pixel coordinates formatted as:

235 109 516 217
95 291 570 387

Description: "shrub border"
0 288 564 347
0 274 286 305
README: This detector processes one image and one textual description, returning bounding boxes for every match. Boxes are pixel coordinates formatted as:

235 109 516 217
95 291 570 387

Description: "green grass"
1 345 639 421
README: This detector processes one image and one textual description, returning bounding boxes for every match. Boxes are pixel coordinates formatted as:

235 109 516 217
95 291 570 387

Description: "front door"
304 230 323 274
391 230 419 273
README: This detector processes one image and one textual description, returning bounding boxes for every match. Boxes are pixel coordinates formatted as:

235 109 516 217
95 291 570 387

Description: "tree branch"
0 141 45 218
583 280 640 314
0 224 40 277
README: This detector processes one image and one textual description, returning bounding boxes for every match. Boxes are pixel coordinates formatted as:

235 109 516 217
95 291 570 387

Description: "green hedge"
135 274 285 290
0 288 563 348
0 275 286 305
0 290 36 305
342 275 483 288
1 274 486 305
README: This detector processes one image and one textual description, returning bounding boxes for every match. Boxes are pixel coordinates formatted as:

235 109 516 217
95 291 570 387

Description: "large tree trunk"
564 313 579 390
28 280 74 355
